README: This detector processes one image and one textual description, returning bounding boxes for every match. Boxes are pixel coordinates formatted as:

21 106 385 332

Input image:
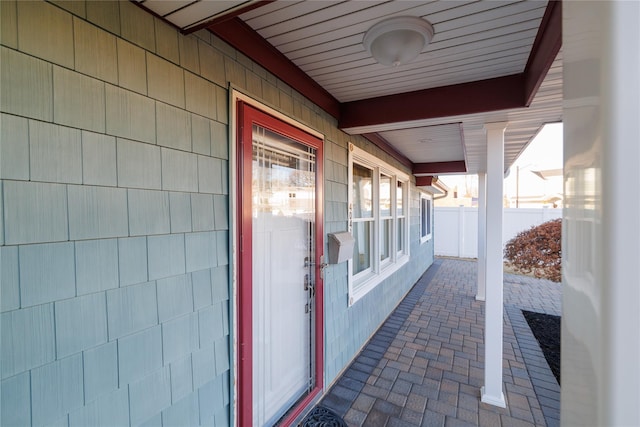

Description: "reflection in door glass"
252 125 315 218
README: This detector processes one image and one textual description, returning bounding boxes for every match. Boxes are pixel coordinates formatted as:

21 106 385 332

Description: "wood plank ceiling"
241 1 546 102
134 0 562 176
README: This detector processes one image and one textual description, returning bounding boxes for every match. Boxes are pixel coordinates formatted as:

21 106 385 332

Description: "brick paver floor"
317 257 562 427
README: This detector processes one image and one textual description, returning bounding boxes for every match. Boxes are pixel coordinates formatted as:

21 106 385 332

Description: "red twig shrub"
504 218 562 282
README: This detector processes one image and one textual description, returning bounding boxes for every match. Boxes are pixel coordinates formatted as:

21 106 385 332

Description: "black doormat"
299 406 348 427
522 310 561 385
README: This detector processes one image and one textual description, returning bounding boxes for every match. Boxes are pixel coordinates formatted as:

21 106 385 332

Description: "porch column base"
481 386 506 408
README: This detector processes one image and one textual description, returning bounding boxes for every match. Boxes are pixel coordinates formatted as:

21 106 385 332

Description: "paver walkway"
317 258 562 427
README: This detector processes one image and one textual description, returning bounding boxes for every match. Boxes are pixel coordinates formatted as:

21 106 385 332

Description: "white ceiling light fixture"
363 16 434 67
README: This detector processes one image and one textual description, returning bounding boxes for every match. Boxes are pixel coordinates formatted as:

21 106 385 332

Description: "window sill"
349 255 409 306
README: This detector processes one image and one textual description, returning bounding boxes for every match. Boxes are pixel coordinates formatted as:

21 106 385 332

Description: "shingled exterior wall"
0 1 433 425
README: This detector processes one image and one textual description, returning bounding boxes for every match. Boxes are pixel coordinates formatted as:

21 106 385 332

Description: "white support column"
562 2 640 425
481 122 507 408
476 172 487 301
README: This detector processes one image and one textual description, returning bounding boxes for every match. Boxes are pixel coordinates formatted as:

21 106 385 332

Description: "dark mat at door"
299 406 348 427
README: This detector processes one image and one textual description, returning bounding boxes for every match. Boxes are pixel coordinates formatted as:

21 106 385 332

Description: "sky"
504 122 563 201
508 122 563 172
439 122 564 203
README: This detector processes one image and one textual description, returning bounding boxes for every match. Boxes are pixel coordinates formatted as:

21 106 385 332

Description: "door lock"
304 274 315 296
305 257 328 270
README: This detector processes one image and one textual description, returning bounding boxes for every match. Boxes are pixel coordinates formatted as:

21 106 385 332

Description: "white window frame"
348 144 410 305
379 172 393 269
420 192 433 244
351 162 375 279
396 180 407 256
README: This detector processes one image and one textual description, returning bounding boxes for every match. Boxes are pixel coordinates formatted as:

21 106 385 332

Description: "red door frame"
236 101 324 427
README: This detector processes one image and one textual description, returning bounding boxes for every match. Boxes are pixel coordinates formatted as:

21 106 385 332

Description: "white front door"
251 125 314 425
237 101 323 427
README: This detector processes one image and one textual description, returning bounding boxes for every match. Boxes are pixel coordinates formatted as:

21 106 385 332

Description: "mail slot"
327 232 355 264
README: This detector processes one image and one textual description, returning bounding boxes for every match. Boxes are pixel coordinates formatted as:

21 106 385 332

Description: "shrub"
504 218 561 282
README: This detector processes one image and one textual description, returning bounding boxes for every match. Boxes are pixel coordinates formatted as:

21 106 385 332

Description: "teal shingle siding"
0 2 232 424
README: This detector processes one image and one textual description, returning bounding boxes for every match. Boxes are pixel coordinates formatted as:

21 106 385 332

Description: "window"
352 163 373 276
420 192 433 243
380 173 392 264
348 144 409 305
397 181 406 255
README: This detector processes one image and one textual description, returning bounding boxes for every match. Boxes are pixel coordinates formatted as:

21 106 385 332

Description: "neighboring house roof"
531 168 563 179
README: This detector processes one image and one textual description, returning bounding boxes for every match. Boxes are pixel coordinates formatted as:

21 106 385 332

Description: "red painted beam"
362 133 413 169
413 161 467 175
415 176 436 186
339 74 524 130
208 18 341 119
523 0 562 106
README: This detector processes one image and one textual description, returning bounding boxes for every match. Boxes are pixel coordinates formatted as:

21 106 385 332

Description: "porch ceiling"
136 0 562 176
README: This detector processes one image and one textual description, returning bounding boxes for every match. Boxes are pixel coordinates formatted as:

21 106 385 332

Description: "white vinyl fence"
434 207 562 258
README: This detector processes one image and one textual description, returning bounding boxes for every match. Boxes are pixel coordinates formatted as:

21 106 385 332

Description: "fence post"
458 205 465 258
